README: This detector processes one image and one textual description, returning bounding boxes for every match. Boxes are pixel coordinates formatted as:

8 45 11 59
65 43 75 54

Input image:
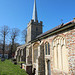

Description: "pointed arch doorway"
47 60 51 75
46 59 51 75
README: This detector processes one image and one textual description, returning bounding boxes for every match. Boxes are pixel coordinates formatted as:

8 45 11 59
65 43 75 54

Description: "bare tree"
10 28 20 57
22 28 27 43
0 25 9 58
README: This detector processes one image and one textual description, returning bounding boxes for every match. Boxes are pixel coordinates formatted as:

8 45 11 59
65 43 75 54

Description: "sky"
0 0 75 44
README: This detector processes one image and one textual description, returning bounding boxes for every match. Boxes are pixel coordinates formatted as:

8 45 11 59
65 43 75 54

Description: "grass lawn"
0 59 27 75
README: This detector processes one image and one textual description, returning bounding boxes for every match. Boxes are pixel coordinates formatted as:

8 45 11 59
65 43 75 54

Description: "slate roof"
17 44 26 49
36 20 74 39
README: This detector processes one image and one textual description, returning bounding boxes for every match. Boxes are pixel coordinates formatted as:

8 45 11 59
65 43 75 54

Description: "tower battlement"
28 20 43 27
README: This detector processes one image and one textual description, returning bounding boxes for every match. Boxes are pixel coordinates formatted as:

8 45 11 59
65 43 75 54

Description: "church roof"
32 0 38 22
17 44 26 49
36 20 74 39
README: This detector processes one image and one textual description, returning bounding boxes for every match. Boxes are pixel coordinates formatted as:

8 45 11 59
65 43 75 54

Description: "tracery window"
21 49 23 56
33 43 39 63
53 36 68 72
34 49 38 63
45 42 50 55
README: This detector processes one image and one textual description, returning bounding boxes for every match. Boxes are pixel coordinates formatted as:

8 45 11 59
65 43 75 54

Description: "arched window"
53 36 68 72
33 43 39 63
45 43 47 55
45 42 50 55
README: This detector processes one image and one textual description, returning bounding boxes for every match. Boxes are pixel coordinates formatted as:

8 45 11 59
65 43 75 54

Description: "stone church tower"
27 0 43 43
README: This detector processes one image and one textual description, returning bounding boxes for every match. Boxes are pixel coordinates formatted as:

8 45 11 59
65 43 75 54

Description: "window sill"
45 55 50 60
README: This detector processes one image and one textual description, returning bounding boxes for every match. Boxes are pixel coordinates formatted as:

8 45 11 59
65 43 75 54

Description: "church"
15 0 75 75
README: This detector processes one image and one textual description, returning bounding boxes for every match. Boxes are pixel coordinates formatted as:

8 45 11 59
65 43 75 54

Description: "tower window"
36 27 38 31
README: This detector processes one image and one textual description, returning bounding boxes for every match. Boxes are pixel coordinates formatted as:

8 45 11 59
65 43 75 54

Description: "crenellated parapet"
28 20 43 27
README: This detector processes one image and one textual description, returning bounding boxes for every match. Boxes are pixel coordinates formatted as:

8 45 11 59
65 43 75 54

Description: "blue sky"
0 0 75 44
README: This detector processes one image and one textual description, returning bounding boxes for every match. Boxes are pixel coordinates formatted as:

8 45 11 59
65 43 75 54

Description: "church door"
47 60 51 75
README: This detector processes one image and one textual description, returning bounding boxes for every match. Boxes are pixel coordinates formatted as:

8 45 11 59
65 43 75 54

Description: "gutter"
31 22 75 43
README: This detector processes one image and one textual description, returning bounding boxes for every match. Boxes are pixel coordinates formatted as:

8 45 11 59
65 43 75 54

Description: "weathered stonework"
15 45 26 63
27 20 43 43
15 20 75 75
41 25 75 75
27 47 32 64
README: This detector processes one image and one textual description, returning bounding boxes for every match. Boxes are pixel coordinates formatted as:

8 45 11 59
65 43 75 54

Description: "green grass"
0 59 27 75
